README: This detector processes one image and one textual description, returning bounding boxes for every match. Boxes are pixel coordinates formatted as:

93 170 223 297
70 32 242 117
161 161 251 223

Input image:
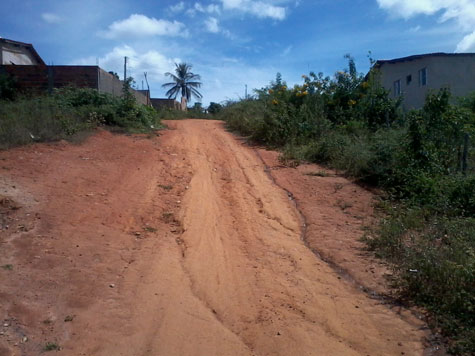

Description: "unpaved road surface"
0 120 430 355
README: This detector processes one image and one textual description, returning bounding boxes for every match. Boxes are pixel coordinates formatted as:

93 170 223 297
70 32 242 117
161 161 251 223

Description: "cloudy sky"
1 0 474 106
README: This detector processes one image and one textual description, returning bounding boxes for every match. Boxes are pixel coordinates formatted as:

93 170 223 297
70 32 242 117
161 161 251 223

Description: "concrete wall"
151 98 180 110
379 55 475 110
96 68 149 105
134 89 150 106
97 68 122 96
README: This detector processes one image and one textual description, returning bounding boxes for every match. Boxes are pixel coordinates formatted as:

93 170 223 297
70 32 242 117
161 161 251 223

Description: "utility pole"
123 56 128 81
245 84 248 100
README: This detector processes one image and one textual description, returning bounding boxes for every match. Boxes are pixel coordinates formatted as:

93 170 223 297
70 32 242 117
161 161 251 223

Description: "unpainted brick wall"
1 65 149 105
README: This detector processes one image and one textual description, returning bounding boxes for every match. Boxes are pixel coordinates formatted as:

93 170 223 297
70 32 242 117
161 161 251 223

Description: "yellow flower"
348 99 356 106
281 85 287 90
272 99 279 105
302 91 308 96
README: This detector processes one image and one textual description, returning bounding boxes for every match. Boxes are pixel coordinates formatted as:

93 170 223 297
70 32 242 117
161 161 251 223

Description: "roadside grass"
0 87 162 150
364 205 475 355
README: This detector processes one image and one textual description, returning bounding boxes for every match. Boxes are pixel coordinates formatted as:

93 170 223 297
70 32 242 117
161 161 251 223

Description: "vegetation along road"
0 120 435 355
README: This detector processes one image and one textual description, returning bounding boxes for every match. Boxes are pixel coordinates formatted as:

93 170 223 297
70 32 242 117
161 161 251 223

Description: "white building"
373 53 475 110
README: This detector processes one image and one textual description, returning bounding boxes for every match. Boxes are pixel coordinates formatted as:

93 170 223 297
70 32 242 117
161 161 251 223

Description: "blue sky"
1 0 475 106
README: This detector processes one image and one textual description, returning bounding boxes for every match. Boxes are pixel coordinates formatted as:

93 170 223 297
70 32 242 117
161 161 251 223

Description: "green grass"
43 342 60 351
0 87 162 150
364 207 475 354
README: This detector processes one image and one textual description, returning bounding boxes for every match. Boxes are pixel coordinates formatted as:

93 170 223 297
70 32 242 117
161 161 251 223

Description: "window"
406 74 412 85
419 68 427 86
393 79 401 96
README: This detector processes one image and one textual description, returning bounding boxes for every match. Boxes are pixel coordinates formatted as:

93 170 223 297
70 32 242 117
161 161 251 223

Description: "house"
0 38 150 106
372 53 475 110
150 97 187 111
0 38 45 65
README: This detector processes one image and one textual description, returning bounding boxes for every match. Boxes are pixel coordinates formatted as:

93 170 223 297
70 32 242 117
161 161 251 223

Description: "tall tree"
162 63 202 101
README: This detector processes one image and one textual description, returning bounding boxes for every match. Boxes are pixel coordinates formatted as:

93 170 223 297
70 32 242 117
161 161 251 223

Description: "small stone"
176 200 181 204
21 336 28 343
3 323 9 327
109 283 115 288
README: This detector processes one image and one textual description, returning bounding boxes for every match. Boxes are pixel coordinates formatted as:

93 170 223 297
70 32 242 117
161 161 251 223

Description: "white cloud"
205 17 220 33
456 31 475 52
41 13 62 24
376 0 475 51
186 2 221 17
203 17 235 38
206 4 221 14
74 45 180 84
168 1 185 13
220 0 286 20
100 14 188 39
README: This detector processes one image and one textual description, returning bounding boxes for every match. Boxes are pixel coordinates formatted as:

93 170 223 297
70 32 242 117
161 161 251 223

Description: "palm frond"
162 62 203 100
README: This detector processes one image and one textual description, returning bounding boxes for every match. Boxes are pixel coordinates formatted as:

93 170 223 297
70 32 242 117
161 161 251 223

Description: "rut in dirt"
0 120 428 356
160 120 426 356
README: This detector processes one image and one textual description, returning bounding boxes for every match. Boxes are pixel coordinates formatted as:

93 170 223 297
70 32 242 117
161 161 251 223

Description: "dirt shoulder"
0 121 432 355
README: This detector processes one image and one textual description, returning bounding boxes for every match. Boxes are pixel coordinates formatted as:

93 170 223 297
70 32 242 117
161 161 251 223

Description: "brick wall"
0 65 98 92
0 65 149 105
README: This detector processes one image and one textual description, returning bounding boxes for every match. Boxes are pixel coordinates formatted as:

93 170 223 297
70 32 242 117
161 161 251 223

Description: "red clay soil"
0 120 436 355
256 150 390 296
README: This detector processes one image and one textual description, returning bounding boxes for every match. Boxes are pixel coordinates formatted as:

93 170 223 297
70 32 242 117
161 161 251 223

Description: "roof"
374 52 475 68
0 38 45 65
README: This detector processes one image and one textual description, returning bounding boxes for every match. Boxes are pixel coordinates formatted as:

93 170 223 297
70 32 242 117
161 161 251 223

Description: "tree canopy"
162 63 202 101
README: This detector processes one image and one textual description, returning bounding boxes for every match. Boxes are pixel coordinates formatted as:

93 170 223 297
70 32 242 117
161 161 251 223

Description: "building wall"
151 98 180 110
0 42 41 65
1 65 149 105
97 68 122 96
96 69 148 105
0 65 98 92
380 55 475 110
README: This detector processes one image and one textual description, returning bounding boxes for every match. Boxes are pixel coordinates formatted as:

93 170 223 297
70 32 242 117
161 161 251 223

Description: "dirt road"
0 120 428 355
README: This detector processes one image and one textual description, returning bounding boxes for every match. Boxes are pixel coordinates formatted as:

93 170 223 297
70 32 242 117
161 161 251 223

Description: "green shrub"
0 87 161 149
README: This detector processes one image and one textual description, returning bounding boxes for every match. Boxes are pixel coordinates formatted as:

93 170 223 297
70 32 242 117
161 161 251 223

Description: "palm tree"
162 63 202 101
